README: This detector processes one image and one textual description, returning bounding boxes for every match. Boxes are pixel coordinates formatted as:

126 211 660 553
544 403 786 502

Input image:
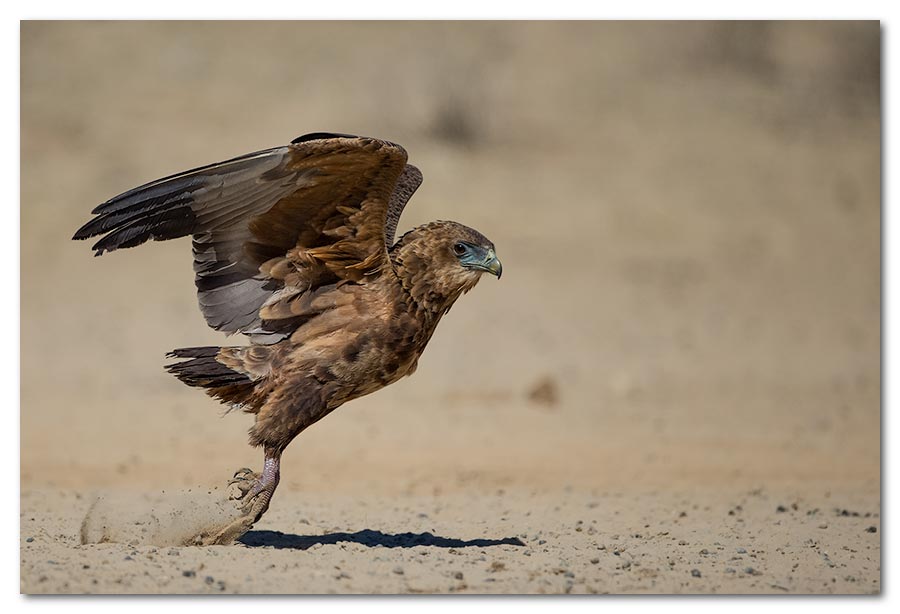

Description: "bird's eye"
453 242 467 256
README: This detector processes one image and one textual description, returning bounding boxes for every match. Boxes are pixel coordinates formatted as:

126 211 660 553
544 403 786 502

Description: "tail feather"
165 346 257 407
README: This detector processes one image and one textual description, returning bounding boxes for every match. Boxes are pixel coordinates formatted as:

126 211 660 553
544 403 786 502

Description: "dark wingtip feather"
72 215 104 241
291 131 360 144
73 192 196 257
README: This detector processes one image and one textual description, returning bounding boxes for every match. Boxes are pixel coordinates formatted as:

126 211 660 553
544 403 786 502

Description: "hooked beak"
478 248 502 279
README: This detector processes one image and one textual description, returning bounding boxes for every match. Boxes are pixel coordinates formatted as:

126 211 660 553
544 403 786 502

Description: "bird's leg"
228 448 281 523
192 451 281 546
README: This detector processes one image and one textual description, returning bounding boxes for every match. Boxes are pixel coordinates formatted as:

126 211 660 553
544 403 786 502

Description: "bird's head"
391 220 501 313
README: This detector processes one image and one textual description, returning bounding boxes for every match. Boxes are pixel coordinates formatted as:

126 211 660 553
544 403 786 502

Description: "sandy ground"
22 488 881 594
20 21 880 594
21 485 881 594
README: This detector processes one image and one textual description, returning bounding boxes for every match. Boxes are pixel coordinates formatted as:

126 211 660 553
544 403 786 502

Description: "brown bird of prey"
73 132 501 540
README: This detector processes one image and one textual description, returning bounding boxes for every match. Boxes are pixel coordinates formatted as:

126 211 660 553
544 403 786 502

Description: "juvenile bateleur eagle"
73 132 502 542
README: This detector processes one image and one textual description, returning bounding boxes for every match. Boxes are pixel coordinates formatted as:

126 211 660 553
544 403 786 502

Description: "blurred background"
21 21 880 497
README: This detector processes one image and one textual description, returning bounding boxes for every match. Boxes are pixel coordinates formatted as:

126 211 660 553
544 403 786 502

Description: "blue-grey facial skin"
456 242 502 279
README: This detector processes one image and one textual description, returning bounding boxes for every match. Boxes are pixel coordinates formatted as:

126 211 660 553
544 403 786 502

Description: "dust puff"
80 485 250 546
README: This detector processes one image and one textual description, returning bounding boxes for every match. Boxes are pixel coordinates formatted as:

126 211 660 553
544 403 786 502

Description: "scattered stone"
393 566 404 575
691 569 701 578
866 526 877 533
736 548 747 554
776 505 788 513
744 567 762 576
590 558 600 565
454 571 464 580
182 570 196 578
25 537 34 543
528 376 560 408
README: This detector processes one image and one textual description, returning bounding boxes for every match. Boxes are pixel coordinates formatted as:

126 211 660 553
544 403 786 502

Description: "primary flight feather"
73 132 502 541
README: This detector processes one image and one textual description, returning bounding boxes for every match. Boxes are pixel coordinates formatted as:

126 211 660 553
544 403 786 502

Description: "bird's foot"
189 457 281 546
228 455 280 517
227 465 278 520
227 467 262 499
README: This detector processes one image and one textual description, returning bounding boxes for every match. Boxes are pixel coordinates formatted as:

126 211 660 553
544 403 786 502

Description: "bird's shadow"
239 529 526 550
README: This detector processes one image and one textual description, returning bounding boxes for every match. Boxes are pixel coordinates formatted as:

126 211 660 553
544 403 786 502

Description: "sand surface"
20 21 880 594
21 484 881 594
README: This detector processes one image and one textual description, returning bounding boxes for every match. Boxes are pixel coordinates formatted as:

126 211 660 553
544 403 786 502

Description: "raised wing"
73 133 411 342
385 164 423 247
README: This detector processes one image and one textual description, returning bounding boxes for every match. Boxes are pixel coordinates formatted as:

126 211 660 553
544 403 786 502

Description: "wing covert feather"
74 134 413 342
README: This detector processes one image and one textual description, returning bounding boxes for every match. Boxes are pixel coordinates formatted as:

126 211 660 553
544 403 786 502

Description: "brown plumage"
73 132 502 538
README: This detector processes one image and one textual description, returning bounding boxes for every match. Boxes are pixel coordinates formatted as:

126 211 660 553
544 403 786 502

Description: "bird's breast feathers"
278 280 429 399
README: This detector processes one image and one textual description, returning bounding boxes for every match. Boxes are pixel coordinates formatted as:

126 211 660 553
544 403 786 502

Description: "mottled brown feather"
75 135 410 342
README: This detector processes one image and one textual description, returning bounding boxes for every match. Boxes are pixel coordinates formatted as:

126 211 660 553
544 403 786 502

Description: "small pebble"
866 526 877 533
691 569 701 578
393 566 404 575
182 570 196 578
